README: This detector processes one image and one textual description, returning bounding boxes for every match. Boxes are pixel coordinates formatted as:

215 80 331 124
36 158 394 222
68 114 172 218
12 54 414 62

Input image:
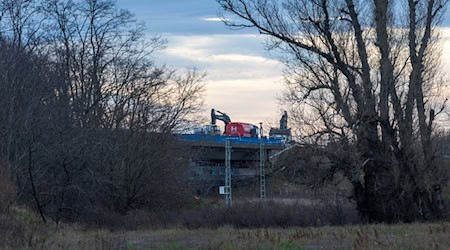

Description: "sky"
115 0 450 129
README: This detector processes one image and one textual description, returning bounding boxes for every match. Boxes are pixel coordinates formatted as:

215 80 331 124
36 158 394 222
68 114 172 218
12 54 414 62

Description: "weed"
164 242 185 250
124 242 138 250
385 226 412 236
277 241 302 250
11 206 43 225
353 227 371 249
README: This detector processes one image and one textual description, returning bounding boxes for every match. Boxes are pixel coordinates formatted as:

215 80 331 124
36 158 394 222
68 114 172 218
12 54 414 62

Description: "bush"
79 199 360 231
0 208 51 249
179 201 360 229
0 214 28 248
0 161 16 214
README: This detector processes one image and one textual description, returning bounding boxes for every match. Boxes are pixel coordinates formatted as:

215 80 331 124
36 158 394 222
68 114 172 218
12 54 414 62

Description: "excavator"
192 109 228 135
269 111 291 140
211 109 231 127
211 109 258 137
196 109 291 139
194 109 258 137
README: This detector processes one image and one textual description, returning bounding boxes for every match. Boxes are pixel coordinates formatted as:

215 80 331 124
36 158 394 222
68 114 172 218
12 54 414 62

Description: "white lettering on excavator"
230 126 238 132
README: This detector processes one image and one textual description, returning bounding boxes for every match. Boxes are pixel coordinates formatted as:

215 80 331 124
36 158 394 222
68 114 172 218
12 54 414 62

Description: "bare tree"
218 0 449 222
43 0 161 127
0 35 63 222
0 0 205 224
0 0 46 50
42 0 205 131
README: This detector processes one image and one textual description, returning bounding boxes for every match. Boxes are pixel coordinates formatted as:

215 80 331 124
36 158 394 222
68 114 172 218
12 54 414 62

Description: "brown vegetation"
0 208 449 249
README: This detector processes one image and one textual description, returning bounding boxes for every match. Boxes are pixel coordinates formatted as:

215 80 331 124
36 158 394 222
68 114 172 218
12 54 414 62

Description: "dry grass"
2 221 449 249
1 190 449 249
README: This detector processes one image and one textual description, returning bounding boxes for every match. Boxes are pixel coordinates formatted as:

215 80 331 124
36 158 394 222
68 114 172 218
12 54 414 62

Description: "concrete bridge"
178 134 289 194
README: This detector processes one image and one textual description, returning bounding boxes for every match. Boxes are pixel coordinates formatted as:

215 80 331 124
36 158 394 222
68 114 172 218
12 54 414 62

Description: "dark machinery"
211 109 231 126
269 111 291 140
210 109 258 138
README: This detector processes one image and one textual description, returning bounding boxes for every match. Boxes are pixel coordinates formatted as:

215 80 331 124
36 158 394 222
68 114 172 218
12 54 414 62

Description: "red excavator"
210 109 259 138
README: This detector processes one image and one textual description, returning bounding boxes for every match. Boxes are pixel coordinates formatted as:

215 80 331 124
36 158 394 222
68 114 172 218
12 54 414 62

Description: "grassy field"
2 188 449 249
9 222 447 250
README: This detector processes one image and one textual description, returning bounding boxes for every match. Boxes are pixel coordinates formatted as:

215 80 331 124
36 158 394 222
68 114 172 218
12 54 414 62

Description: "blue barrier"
178 134 285 145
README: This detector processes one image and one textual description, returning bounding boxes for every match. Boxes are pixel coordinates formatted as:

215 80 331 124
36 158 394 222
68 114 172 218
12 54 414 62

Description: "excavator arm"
211 109 231 125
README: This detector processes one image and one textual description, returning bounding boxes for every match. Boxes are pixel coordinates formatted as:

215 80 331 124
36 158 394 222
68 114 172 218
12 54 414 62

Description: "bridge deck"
178 134 286 150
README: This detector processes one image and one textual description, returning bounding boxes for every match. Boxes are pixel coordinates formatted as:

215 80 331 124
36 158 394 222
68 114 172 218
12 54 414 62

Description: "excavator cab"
204 124 221 135
193 124 221 135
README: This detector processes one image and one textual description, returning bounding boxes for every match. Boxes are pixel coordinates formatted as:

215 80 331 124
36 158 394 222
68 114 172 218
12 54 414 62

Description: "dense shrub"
7 129 191 224
0 162 16 214
79 200 360 230
180 201 360 229
0 214 27 248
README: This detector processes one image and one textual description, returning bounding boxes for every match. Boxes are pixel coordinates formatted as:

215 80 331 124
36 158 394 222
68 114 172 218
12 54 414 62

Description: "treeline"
0 0 204 223
218 0 450 223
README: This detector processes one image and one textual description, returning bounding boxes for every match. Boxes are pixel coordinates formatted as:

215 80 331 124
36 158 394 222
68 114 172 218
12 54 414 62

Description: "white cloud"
154 28 450 127
113 0 450 130
201 17 223 22
440 28 450 69
155 34 284 125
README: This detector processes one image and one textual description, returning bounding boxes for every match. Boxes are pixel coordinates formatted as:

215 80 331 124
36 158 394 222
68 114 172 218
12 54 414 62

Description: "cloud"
440 28 450 66
114 0 450 128
201 17 223 22
153 28 450 127
154 34 284 125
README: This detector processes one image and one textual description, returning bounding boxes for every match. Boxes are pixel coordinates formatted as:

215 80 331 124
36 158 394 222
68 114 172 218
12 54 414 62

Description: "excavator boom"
211 109 231 125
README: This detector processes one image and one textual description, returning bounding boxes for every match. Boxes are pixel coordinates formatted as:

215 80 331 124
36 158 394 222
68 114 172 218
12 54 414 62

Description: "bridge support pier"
260 138 266 202
224 140 232 207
